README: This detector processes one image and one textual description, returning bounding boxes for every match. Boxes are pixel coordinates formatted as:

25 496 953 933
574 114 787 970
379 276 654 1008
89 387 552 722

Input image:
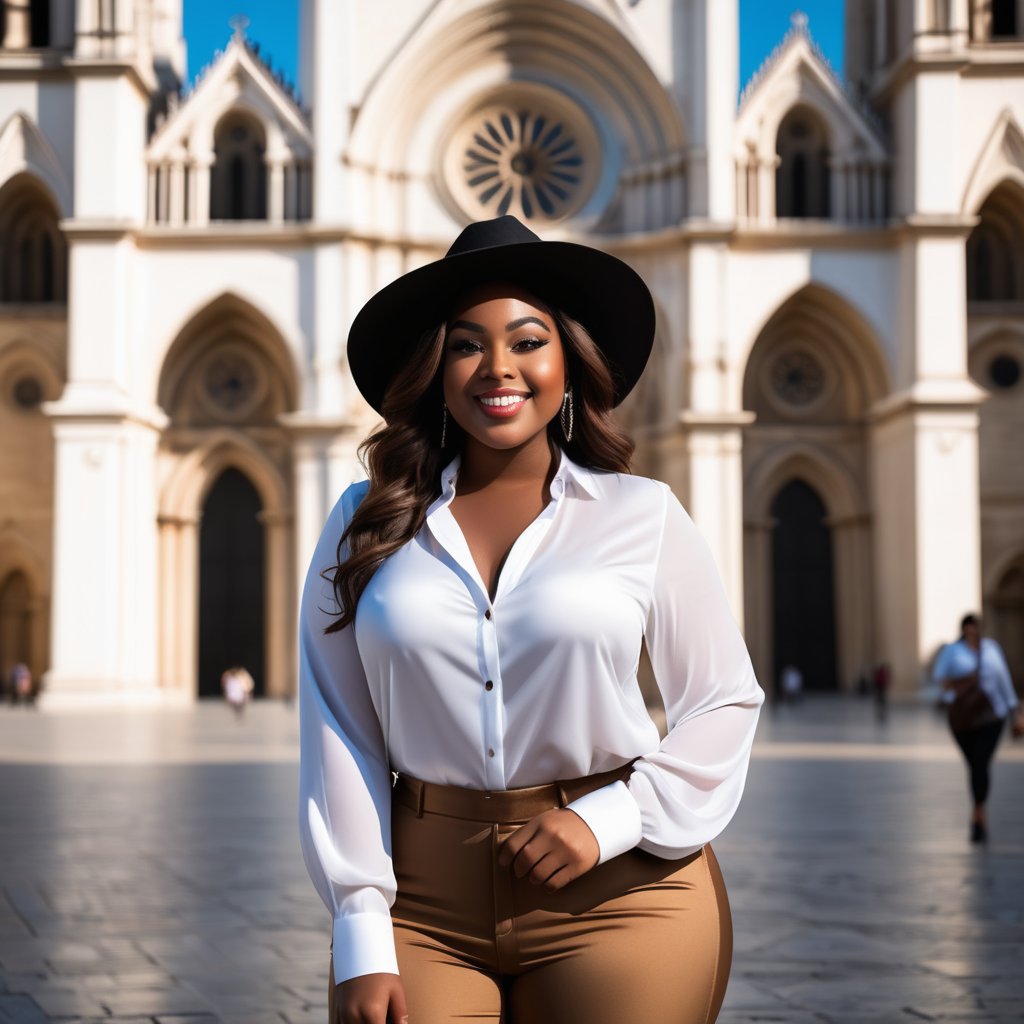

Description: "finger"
542 864 572 892
526 850 562 885
498 822 537 869
510 832 555 878
390 983 410 1024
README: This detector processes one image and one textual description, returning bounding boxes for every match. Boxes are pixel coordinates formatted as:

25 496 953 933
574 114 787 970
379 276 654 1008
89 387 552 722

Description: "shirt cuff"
565 780 643 864
331 912 399 985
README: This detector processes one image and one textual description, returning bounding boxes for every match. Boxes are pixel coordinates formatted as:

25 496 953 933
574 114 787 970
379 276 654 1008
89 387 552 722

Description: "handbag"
947 646 998 733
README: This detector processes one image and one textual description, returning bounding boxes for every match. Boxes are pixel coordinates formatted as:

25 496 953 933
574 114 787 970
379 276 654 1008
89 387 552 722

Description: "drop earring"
560 387 574 443
441 402 448 448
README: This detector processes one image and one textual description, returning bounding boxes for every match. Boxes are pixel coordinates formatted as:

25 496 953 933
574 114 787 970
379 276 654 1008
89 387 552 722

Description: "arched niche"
986 553 1024 686
967 181 1024 304
0 173 67 303
156 295 297 702
347 0 685 231
210 110 268 221
775 105 831 219
742 284 887 696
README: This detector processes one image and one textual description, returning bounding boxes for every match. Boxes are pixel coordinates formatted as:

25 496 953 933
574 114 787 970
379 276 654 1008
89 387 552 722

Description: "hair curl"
323 308 635 633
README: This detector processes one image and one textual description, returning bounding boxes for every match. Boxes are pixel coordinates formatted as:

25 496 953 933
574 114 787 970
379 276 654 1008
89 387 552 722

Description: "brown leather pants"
329 767 732 1023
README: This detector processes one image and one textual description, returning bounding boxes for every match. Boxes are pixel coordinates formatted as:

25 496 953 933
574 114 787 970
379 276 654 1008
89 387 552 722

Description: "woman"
299 215 764 1024
934 613 1022 842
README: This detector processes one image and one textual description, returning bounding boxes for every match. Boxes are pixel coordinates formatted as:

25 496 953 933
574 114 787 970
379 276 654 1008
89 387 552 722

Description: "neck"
457 433 559 494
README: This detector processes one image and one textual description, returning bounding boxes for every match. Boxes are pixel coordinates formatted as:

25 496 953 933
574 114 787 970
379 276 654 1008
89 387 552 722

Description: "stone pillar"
829 513 874 691
678 413 754 628
268 157 286 224
758 156 777 223
259 509 294 698
866 223 987 693
157 513 197 700
830 160 847 221
4 1 31 47
168 158 185 226
189 155 211 226
39 409 169 709
743 518 774 696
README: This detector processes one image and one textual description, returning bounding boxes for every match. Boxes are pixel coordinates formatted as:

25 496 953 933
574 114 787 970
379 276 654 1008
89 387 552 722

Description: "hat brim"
347 239 655 415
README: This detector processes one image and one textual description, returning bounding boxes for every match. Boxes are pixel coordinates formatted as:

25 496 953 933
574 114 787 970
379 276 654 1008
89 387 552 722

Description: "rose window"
444 95 600 224
198 345 266 419
770 350 826 406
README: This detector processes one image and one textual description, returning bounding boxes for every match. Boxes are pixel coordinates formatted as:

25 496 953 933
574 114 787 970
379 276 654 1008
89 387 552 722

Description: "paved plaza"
0 695 1022 1023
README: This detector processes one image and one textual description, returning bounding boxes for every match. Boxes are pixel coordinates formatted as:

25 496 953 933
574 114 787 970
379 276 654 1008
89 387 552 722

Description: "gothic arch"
741 283 891 417
156 291 301 415
0 172 67 303
775 105 832 218
962 110 1024 216
159 429 289 524
744 443 864 523
0 113 71 217
210 109 268 220
966 180 1024 302
156 294 297 702
347 0 685 229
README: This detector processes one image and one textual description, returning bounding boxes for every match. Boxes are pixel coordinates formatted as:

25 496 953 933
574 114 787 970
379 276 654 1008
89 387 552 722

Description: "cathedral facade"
0 0 1021 707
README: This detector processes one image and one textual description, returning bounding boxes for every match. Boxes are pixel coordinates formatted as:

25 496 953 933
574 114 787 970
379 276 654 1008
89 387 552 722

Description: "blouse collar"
437 447 602 505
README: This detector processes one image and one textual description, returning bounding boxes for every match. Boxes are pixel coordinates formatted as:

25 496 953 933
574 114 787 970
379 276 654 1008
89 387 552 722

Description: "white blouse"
933 637 1019 719
298 449 764 985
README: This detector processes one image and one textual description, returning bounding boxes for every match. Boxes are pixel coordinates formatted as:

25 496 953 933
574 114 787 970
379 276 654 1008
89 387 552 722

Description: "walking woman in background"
298 215 764 1024
934 613 1023 843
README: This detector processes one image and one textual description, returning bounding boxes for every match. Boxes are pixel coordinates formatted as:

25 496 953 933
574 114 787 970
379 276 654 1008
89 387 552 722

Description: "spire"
790 11 810 35
229 14 250 43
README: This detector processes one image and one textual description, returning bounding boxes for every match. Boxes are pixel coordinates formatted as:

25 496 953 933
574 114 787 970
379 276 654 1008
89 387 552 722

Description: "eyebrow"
449 316 551 334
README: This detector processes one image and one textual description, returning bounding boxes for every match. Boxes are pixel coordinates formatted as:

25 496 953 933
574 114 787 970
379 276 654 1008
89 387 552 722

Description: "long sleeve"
298 480 400 984
568 484 764 861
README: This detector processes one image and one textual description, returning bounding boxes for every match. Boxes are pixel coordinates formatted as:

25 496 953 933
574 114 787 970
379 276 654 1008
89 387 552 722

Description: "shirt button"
485 680 493 691
488 747 495 757
484 609 492 620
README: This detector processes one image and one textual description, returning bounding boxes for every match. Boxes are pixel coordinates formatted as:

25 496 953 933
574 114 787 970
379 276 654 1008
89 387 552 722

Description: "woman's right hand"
333 973 408 1024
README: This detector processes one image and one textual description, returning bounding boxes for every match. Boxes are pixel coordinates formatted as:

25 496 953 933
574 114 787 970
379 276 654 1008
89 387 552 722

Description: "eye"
513 337 547 352
449 338 482 353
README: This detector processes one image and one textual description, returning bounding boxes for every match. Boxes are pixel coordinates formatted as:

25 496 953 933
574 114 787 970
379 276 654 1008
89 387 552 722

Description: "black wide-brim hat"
347 215 656 415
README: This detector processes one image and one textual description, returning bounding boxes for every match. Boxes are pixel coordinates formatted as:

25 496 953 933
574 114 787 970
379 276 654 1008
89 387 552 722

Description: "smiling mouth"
476 394 530 408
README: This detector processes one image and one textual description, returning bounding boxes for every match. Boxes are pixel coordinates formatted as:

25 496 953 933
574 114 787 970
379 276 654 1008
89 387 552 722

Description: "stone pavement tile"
720 976 797 1012
0 994 47 1023
776 971 975 1014
27 987 111 1017
98 987 217 1016
718 1014 822 1024
216 1014 289 1024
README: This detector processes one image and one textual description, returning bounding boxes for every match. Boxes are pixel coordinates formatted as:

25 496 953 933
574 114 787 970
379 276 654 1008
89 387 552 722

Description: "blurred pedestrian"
221 666 254 718
780 663 803 703
9 662 33 706
933 613 1023 842
872 661 890 722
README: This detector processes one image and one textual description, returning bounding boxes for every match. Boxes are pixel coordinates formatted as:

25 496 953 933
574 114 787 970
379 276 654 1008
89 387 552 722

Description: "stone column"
168 157 185 226
678 413 755 628
189 155 212 226
267 157 286 224
259 509 294 699
758 156 777 223
4 1 31 47
743 518 775 696
39 409 169 709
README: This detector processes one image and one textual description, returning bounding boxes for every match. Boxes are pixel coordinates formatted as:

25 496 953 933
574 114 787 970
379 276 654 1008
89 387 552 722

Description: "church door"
771 479 838 692
198 469 265 697
0 570 32 681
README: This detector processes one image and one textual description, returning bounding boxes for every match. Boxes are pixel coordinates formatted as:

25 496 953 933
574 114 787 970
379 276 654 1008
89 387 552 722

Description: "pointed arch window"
30 0 49 46
210 112 268 221
0 177 67 303
992 0 1018 37
776 108 831 219
967 185 1024 302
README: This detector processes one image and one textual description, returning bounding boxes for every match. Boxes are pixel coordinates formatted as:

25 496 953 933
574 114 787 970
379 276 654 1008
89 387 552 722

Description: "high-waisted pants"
951 717 1005 805
328 765 733 1023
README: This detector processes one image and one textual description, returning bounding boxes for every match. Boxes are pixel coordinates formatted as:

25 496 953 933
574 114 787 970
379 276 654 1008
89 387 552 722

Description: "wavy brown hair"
323 307 635 633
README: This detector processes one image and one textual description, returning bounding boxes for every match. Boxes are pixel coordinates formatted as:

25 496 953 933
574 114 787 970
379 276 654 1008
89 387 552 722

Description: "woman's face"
443 284 567 453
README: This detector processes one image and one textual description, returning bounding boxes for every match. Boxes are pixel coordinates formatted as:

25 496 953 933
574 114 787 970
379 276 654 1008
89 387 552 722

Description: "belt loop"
415 778 425 818
556 782 569 808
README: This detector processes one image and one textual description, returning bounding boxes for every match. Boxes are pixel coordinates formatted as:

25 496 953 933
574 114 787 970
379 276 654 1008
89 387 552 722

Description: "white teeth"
479 395 526 407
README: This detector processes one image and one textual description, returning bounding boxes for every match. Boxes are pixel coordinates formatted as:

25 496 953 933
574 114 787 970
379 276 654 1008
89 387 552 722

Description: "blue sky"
184 2 845 97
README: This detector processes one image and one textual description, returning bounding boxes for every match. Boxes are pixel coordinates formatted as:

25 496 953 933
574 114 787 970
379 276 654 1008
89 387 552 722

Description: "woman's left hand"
498 808 600 891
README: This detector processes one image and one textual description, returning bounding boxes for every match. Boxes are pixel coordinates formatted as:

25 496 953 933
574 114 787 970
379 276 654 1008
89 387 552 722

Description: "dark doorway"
771 479 838 692
198 468 265 698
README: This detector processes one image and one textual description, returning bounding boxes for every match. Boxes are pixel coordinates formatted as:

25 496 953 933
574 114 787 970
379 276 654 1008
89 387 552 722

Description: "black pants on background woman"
934 614 1023 842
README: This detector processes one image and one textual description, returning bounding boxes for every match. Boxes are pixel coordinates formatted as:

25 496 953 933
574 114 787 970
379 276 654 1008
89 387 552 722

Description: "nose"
478 345 514 380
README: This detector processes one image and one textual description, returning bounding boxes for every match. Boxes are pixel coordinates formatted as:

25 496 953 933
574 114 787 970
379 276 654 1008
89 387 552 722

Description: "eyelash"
449 337 547 353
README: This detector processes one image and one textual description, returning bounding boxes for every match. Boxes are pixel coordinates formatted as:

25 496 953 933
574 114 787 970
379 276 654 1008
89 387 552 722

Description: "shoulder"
583 466 672 507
